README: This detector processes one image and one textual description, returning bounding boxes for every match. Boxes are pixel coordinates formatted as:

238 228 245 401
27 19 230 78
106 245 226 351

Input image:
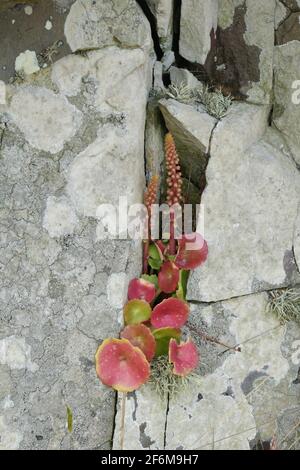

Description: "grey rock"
180 0 218 65
64 0 153 52
0 3 152 448
169 66 202 89
216 0 275 104
159 98 217 187
146 0 174 51
273 41 300 165
188 104 300 302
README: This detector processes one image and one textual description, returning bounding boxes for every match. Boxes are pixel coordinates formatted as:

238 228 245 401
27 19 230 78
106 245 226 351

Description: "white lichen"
15 50 40 76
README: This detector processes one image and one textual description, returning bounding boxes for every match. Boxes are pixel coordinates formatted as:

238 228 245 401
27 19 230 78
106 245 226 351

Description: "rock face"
188 106 300 302
180 0 218 65
166 295 300 450
0 1 40 13
0 0 152 450
273 41 300 165
1 0 300 452
64 0 152 52
276 12 300 44
114 294 300 449
146 0 174 51
159 98 217 188
215 0 275 103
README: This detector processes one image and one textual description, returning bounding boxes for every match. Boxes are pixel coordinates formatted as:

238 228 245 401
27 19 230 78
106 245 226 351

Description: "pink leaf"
169 338 199 376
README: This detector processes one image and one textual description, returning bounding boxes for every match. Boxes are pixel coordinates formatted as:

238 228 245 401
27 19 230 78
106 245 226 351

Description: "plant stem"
169 210 176 255
188 324 241 353
120 392 127 450
143 239 149 274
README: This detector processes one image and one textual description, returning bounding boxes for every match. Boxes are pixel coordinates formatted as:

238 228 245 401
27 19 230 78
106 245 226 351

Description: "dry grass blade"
266 288 300 325
149 356 200 401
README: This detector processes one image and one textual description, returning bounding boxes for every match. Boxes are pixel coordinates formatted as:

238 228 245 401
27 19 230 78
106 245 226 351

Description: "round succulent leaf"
158 261 179 293
141 274 159 290
151 297 189 329
95 338 150 392
169 338 199 376
152 327 181 357
124 299 152 325
121 324 156 362
175 233 208 270
128 278 156 303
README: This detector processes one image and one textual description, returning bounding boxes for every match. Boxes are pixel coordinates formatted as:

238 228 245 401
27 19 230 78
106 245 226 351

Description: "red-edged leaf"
128 278 156 303
121 324 156 362
124 299 152 325
151 297 189 329
175 233 208 270
169 338 199 376
158 261 180 294
95 338 150 392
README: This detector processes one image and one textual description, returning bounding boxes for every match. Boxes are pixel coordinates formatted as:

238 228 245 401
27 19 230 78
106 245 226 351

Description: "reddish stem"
188 323 241 353
169 210 176 256
143 239 149 274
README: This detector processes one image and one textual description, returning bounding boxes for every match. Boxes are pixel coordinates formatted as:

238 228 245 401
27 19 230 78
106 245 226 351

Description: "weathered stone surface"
275 0 289 29
166 294 300 449
113 387 167 450
273 41 300 165
146 0 174 51
294 209 300 270
64 0 152 52
188 105 300 302
0 0 73 82
159 98 217 187
276 12 300 44
8 85 82 154
145 101 166 182
0 3 152 449
114 293 300 450
280 0 300 11
180 0 218 65
169 66 202 89
0 1 40 13
215 0 275 104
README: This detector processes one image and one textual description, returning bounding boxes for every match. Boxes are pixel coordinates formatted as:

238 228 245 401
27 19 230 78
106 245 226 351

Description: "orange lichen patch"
121 324 156 362
169 338 199 376
151 297 189 329
124 299 152 325
175 233 208 270
95 338 150 392
128 278 156 303
158 261 179 293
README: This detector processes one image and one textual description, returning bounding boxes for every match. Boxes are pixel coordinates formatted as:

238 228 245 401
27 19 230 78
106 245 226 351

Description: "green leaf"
176 270 189 300
149 244 161 260
148 244 163 270
153 327 181 357
124 299 152 325
66 406 73 433
141 274 159 290
148 257 162 270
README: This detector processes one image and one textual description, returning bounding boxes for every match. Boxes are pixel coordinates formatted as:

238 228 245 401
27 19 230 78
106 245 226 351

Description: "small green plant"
157 81 233 119
165 83 195 104
195 85 233 119
266 288 300 325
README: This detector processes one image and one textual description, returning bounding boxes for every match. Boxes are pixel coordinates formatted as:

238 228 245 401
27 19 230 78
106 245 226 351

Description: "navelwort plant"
94 133 209 447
